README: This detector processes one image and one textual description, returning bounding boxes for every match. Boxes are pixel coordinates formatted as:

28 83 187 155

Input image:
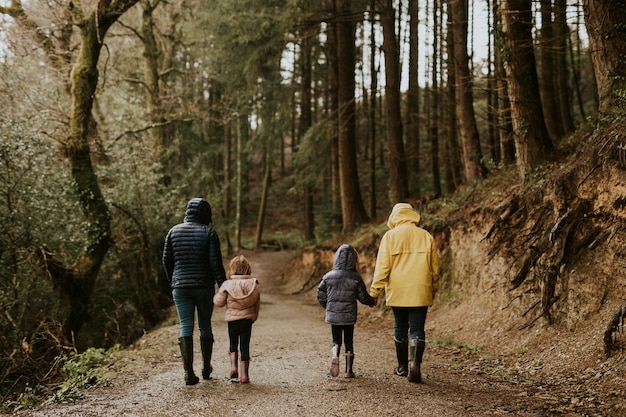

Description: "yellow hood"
387 203 421 229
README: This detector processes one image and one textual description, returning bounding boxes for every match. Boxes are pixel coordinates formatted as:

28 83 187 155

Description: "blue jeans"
392 306 428 341
172 287 215 338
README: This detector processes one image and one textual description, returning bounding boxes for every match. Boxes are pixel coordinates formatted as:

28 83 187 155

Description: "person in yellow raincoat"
369 203 440 383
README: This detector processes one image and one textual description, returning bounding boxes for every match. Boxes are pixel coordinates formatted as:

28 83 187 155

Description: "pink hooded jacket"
213 275 260 322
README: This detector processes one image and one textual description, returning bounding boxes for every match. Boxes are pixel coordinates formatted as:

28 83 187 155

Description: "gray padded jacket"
317 244 375 326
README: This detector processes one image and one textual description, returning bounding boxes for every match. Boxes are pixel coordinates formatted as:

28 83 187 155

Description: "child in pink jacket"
213 255 260 383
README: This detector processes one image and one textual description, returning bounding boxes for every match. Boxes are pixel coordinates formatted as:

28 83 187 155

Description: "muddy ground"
11 250 625 417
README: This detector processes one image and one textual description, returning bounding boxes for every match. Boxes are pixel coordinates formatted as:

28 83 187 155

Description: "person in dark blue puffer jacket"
163 198 226 385
317 244 376 378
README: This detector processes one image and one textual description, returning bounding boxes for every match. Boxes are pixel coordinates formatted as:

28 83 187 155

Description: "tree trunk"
406 0 421 198
235 117 243 251
300 22 315 241
254 143 272 249
429 0 442 197
336 0 369 232
539 0 563 141
493 1 516 164
140 0 166 158
583 0 626 118
369 0 378 217
327 0 340 223
445 9 462 194
554 0 575 135
1 2 73 83
486 0 500 164
381 0 409 203
569 4 588 121
51 0 140 342
449 0 487 184
502 0 554 180
222 108 232 221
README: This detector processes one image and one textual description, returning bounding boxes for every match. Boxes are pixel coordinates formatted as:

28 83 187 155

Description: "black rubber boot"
408 338 425 383
179 336 199 385
394 338 408 376
200 336 213 380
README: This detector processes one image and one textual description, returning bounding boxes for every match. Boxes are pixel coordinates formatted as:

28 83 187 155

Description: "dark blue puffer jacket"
162 198 226 290
317 244 376 326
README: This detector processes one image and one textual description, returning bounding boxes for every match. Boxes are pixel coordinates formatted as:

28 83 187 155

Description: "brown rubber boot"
344 352 355 378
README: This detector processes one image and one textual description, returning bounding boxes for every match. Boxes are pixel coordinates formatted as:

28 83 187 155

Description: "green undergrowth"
3 346 119 413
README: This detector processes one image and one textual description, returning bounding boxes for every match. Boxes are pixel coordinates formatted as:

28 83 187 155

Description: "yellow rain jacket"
370 203 440 307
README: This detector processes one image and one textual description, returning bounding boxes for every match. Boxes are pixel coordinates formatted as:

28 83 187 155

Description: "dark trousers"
392 306 429 341
331 324 355 353
228 319 253 361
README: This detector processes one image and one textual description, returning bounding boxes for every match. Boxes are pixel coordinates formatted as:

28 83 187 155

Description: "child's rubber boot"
239 360 250 383
330 344 340 377
229 352 239 379
344 352 355 378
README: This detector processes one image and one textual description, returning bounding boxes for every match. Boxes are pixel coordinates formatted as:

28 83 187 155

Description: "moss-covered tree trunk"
52 0 139 343
140 0 167 158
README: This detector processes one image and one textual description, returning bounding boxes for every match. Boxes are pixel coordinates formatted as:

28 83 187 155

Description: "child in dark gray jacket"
317 244 376 378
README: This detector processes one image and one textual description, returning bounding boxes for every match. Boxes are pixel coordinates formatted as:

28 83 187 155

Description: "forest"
1 0 625 409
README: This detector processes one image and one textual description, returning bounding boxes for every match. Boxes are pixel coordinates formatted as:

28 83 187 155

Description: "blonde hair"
228 255 251 278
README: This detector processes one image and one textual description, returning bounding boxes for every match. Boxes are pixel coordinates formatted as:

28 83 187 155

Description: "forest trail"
12 250 613 417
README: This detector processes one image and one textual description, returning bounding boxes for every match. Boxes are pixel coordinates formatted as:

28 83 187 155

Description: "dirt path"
12 251 608 416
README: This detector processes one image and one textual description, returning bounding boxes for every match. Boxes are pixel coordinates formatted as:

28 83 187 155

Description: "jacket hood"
226 275 258 300
333 244 357 272
184 198 212 225
387 203 421 229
